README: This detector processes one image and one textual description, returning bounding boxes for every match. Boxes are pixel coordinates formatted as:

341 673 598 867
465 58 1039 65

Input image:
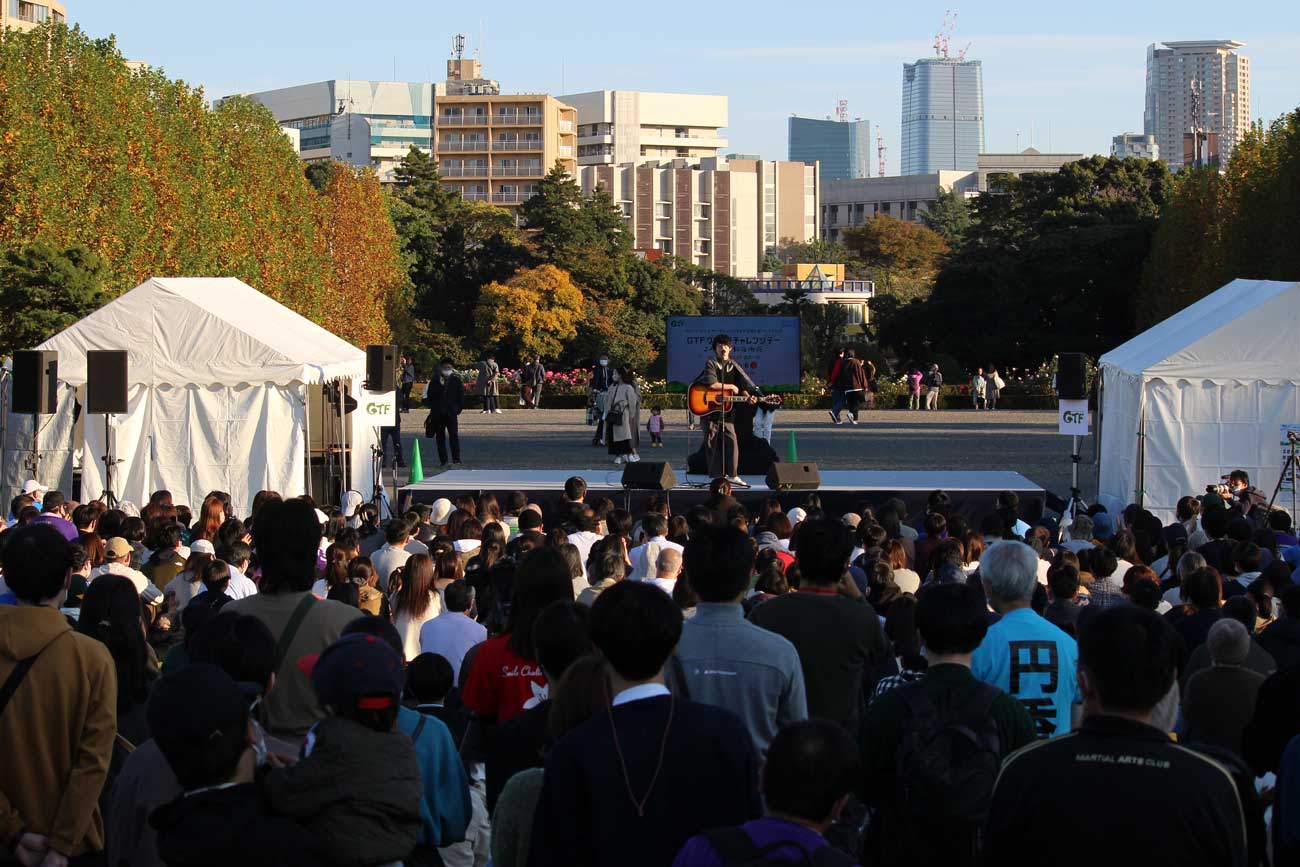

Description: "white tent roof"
38 277 366 386
1100 279 1300 383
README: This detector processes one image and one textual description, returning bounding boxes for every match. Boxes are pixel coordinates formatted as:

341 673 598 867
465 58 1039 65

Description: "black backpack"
930 370 944 387
703 827 856 867
892 682 1002 865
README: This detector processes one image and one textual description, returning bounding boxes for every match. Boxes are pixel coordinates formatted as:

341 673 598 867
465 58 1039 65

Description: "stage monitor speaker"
1057 353 1087 401
86 350 128 414
11 350 58 414
366 344 398 393
621 462 677 491
766 462 821 491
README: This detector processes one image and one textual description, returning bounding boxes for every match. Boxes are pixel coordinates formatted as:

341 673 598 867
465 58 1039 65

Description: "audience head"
761 720 860 829
589 580 682 683
1 523 73 604
404 653 454 705
532 600 594 682
684 524 755 602
980 541 1039 605
254 499 322 593
1206 617 1251 666
149 664 253 790
1077 605 1179 717
916 582 989 656
794 518 854 586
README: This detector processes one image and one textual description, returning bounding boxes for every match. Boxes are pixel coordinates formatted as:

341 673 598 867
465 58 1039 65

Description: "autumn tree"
475 265 584 359
841 216 947 292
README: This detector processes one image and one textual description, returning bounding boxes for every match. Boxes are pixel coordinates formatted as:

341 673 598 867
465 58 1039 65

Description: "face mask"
599 359 608 367
441 368 453 377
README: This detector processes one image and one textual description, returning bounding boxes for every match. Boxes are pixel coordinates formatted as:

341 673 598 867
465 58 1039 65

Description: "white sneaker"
628 453 640 462
613 456 625 465
727 475 751 488
493 409 503 414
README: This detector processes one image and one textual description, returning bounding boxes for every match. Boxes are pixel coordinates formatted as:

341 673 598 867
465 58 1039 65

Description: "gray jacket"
675 602 808 757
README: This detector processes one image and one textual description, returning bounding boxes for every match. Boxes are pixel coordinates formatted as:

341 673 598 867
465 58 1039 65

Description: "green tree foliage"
800 304 851 375
881 156 1172 368
920 186 973 243
769 238 851 265
0 243 104 356
677 263 763 315
1142 109 1300 325
0 23 394 344
522 167 631 298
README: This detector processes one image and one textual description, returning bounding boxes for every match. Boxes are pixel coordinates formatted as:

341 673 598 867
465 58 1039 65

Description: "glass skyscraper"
901 58 984 175
787 117 871 181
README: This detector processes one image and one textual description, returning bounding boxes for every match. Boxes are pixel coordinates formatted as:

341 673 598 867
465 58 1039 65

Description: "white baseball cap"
21 479 47 496
190 539 216 556
341 490 364 518
430 498 454 525
787 507 807 526
314 508 329 525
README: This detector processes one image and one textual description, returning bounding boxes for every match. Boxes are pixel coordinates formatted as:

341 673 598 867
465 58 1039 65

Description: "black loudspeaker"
766 462 821 491
1057 353 1087 401
86 350 129 414
366 344 398 393
11 350 58 414
621 462 677 491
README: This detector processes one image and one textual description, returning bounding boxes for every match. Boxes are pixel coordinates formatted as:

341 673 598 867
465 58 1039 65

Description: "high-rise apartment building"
576 157 818 278
558 90 728 166
1145 40 1250 170
901 57 984 175
1112 133 1160 161
788 116 871 181
1 0 66 31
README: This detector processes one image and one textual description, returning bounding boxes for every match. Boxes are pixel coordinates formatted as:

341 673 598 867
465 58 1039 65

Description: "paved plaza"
393 407 1098 502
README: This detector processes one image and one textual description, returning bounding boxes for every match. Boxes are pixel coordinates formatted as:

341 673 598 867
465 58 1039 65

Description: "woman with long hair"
192 494 225 543
162 541 216 620
78 574 157 794
349 557 387 617
461 547 574 723
454 517 484 569
142 489 174 523
392 553 443 660
467 523 507 575
477 493 509 537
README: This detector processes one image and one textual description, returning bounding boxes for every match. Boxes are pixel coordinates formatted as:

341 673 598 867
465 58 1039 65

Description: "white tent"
1 277 381 514
1098 278 1300 519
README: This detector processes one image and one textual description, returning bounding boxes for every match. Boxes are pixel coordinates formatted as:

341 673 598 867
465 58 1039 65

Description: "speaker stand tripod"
368 434 394 521
98 415 122 508
1267 435 1300 519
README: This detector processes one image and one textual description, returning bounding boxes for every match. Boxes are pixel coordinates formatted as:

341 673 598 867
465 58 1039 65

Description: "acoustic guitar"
687 383 781 416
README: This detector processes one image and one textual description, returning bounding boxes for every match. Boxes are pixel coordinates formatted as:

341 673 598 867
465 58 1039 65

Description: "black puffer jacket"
262 715 422 866
151 782 327 867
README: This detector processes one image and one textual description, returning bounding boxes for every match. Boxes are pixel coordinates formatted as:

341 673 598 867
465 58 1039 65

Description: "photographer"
1214 470 1267 518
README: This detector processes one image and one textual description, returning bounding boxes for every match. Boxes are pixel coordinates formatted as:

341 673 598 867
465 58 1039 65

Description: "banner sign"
1058 400 1089 436
362 391 398 427
665 316 802 393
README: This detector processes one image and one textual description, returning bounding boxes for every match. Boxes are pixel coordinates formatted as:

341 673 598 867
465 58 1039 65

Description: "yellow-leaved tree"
475 265 583 359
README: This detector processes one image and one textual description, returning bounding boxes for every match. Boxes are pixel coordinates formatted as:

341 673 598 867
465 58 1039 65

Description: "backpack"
703 827 856 867
892 682 1002 865
930 370 943 387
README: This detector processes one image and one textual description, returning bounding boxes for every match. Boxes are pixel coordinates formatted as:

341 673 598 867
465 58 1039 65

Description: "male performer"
589 352 615 446
423 358 465 467
693 334 759 488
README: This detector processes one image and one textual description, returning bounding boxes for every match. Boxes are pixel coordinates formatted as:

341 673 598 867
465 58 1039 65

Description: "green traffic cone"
408 439 425 484
786 430 798 463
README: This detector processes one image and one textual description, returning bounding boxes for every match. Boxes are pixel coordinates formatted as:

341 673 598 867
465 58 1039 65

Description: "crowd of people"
1 470 1298 866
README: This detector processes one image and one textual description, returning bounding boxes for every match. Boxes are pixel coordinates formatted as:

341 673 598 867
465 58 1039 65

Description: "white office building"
1112 133 1160 161
1145 40 1250 170
558 90 728 166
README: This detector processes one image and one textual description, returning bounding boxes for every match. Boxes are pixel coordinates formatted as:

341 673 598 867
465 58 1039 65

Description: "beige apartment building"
577 157 818 278
1145 40 1251 170
434 91 576 209
1 0 66 30
558 90 728 166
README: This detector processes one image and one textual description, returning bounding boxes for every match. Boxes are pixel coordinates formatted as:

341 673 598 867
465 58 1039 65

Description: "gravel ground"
390 406 1099 501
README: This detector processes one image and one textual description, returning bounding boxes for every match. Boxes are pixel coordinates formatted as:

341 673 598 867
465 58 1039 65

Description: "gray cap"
1207 618 1251 665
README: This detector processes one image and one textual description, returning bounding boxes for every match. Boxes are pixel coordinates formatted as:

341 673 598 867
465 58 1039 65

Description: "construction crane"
836 99 849 124
957 41 972 62
877 127 887 178
934 10 957 59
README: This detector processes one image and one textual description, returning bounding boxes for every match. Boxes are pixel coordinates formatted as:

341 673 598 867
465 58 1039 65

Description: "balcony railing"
442 166 489 177
460 191 489 201
559 146 574 157
492 139 543 151
437 115 490 126
492 166 543 177
559 120 574 132
437 140 489 152
492 112 543 125
492 191 539 204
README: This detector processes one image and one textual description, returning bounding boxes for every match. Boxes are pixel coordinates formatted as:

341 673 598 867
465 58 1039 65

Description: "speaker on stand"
86 350 129 506
10 350 58 487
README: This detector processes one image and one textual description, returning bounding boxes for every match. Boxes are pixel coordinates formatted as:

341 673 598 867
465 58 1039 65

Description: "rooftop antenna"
452 33 466 61
836 99 849 123
876 126 887 177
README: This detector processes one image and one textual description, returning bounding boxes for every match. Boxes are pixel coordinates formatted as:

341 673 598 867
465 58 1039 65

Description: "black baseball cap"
147 663 250 743
300 633 404 713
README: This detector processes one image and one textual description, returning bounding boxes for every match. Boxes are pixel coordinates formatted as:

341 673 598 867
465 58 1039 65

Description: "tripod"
1064 434 1089 522
1267 433 1300 519
98 415 121 508
368 435 394 521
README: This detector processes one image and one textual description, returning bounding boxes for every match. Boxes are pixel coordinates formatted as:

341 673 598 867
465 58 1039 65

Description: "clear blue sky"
74 1 1298 175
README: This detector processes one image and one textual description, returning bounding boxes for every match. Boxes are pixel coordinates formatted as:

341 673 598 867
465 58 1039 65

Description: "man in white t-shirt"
627 515 683 581
371 519 414 591
220 539 259 600
90 537 152 596
566 507 604 581
646 548 682 596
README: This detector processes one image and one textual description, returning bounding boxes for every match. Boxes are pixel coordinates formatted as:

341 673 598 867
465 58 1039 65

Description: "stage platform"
400 468 1044 523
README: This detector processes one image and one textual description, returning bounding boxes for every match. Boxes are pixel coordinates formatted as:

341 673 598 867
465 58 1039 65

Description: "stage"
400 468 1044 524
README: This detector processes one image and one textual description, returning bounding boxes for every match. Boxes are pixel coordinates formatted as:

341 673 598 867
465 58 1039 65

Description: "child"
263 634 423 866
647 405 665 448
